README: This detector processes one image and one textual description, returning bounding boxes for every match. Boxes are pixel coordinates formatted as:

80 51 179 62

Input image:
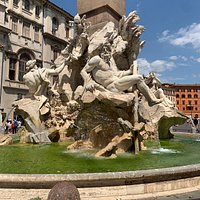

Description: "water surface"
0 133 200 174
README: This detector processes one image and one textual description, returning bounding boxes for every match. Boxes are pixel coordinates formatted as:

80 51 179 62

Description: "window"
181 94 185 98
181 89 185 92
194 94 198 98
188 100 192 105
187 89 191 92
176 100 179 105
24 0 30 11
176 94 179 98
188 94 192 98
194 89 198 92
66 27 69 38
34 26 39 42
52 17 58 34
182 100 185 105
13 0 18 6
187 106 193 111
195 107 198 111
19 53 30 81
12 17 18 33
22 22 30 38
53 49 60 61
195 100 198 105
35 6 40 17
183 107 185 110
9 59 16 80
66 21 69 37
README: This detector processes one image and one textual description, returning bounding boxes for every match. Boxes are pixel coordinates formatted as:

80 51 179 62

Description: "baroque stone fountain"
13 11 186 158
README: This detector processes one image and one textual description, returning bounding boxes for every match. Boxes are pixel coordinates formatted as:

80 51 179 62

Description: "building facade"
0 0 73 123
162 83 176 105
77 0 125 34
174 84 200 118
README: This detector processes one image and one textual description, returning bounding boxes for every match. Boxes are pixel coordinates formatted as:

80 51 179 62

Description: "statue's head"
100 43 112 63
26 60 37 71
74 14 81 24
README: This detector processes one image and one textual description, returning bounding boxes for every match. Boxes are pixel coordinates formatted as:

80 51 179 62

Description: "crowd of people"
4 118 22 134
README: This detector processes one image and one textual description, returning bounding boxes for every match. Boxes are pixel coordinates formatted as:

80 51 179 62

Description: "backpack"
11 123 14 129
14 120 18 128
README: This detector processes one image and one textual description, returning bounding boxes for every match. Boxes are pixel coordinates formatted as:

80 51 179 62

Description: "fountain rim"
1 163 200 189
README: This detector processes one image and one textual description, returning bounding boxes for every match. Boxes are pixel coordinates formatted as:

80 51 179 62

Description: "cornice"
43 32 68 45
46 1 73 20
0 25 11 33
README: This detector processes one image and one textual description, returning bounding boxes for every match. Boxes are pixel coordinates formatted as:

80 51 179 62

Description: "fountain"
11 11 185 157
1 11 196 199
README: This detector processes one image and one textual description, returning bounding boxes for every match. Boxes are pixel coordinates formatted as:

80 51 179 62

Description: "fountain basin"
0 164 200 189
1 165 200 199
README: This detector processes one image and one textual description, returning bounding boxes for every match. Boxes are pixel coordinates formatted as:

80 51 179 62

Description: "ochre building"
174 84 200 118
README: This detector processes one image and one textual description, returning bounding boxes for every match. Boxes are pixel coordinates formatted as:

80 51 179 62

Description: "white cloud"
169 56 178 61
195 57 200 63
151 60 175 72
169 55 188 61
163 77 185 82
189 56 200 63
159 23 200 51
137 58 176 76
192 73 200 78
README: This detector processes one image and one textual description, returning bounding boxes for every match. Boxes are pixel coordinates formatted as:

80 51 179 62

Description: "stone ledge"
0 164 200 189
1 178 200 199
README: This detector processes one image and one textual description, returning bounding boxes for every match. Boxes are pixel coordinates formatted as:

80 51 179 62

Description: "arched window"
52 17 58 34
188 94 192 98
19 53 31 82
194 94 198 98
24 0 30 11
181 94 185 98
9 58 17 80
176 94 179 98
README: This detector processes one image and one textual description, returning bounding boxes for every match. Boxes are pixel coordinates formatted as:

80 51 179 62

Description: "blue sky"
51 0 200 84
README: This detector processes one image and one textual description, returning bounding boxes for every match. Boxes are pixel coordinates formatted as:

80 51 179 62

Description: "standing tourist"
193 114 199 133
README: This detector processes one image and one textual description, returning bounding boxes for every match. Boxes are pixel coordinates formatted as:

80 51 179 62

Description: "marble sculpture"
13 12 186 157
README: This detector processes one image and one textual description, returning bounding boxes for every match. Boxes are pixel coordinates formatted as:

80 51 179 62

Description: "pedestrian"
5 119 12 134
12 118 18 134
193 114 199 133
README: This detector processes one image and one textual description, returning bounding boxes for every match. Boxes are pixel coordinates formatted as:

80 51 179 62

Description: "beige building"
162 83 176 105
77 0 125 34
0 0 73 123
43 2 73 68
0 0 126 124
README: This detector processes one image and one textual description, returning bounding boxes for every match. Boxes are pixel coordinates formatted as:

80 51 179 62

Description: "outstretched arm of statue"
48 62 66 76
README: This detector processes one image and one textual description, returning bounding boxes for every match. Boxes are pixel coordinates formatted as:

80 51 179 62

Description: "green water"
0 133 200 174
